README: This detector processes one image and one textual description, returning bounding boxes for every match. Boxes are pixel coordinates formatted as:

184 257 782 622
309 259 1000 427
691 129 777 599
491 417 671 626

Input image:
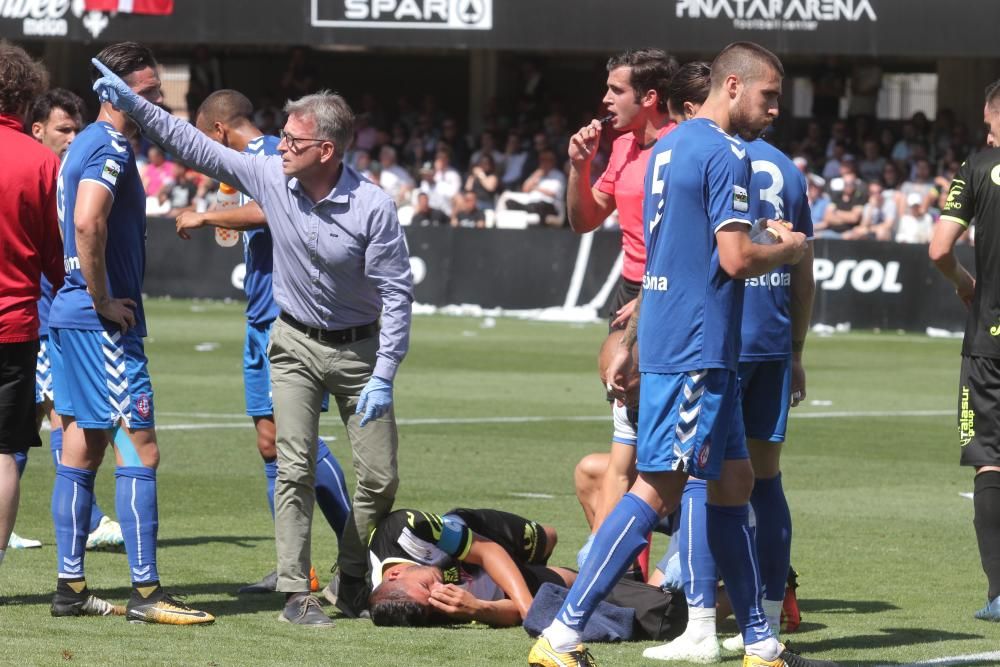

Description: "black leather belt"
279 312 377 345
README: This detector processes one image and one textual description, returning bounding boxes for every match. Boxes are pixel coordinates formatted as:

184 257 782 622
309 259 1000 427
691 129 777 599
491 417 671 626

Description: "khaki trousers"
268 318 399 592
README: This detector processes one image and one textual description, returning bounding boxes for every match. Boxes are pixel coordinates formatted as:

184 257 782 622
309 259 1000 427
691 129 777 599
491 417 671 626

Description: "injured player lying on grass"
367 508 575 627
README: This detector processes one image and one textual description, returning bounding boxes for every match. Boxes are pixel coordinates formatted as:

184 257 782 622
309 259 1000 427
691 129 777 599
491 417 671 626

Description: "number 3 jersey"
49 121 147 337
741 138 813 360
639 118 754 374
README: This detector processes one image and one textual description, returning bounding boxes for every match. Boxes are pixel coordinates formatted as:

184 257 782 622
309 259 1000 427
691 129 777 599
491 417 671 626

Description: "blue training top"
49 121 147 336
639 118 754 374
240 135 281 326
740 138 813 361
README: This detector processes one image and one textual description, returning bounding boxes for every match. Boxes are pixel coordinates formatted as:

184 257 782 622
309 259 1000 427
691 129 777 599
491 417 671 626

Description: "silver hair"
284 90 354 157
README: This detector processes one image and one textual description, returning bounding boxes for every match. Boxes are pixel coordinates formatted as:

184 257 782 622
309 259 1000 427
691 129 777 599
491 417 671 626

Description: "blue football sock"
677 478 716 608
115 466 159 585
750 473 792 602
315 439 351 540
707 503 772 644
263 458 278 520
49 423 63 467
14 451 27 477
52 465 95 579
88 498 107 534
557 493 658 632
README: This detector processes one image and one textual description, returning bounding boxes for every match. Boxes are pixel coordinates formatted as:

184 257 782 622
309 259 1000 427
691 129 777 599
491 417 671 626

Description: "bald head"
196 89 254 129
710 41 783 91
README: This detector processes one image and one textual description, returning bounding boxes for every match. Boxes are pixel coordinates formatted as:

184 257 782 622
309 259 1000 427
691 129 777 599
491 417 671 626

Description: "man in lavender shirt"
92 58 413 626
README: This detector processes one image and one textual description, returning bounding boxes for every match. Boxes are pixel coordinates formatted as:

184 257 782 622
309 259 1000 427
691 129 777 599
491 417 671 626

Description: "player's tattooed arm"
622 289 642 349
74 181 136 332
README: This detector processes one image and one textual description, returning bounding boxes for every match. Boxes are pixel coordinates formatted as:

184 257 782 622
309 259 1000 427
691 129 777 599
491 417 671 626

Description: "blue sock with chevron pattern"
315 438 350 540
544 493 658 651
676 478 718 627
264 458 278 519
52 465 94 579
707 503 773 645
115 466 159 585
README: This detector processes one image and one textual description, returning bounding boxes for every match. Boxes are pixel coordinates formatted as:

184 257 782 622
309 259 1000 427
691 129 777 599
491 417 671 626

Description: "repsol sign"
311 0 492 29
813 258 902 293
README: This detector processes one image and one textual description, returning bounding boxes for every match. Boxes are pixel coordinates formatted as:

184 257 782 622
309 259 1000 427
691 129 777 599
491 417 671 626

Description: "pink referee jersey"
594 122 675 282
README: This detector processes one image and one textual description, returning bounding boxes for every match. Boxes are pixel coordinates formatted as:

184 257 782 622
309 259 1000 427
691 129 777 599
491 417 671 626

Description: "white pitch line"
509 492 555 499
152 408 953 429
876 651 1000 667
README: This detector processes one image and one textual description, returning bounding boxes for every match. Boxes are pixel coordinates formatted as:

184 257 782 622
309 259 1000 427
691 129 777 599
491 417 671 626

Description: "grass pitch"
2 300 998 666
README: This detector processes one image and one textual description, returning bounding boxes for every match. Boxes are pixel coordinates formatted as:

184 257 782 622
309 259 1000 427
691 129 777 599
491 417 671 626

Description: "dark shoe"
279 593 333 627
322 565 370 619
126 584 214 625
51 579 125 617
238 570 278 594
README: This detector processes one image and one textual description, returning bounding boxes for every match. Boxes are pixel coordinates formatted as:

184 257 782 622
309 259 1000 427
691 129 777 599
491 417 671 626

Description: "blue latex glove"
90 58 140 113
356 376 393 427
576 533 595 569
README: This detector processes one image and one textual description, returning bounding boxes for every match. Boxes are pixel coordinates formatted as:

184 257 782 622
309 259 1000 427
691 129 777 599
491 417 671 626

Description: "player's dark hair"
667 61 711 114
985 79 1000 109
0 40 48 116
368 584 431 627
710 41 784 89
607 48 678 114
91 41 157 84
28 88 84 127
196 89 254 128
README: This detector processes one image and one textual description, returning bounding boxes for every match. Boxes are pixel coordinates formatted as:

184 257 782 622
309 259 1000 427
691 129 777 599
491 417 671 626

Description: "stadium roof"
3 0 992 58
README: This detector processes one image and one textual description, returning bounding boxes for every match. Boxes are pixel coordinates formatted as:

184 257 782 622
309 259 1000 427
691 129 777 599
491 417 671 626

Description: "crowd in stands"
127 48 982 242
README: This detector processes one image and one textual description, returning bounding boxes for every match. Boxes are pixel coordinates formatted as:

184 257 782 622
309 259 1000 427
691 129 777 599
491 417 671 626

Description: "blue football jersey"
38 274 54 336
240 135 281 326
740 139 813 360
639 118 753 374
49 122 147 336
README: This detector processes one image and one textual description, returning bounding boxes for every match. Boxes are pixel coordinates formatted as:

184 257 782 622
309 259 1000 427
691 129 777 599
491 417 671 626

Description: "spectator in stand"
881 160 904 192
891 121 918 164
354 113 377 153
451 191 486 229
821 141 848 181
857 138 886 183
160 163 202 216
279 46 317 101
439 117 469 169
825 119 852 158
895 192 934 244
185 45 222 117
419 148 462 215
496 148 566 226
807 174 830 228
501 130 529 191
797 120 825 166
353 149 376 182
464 153 500 211
410 192 448 227
470 130 504 172
897 157 939 218
378 145 414 207
141 145 173 197
816 176 864 238
846 181 896 241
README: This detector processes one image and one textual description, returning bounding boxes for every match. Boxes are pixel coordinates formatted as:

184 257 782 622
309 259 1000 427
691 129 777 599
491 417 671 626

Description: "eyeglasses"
279 129 329 153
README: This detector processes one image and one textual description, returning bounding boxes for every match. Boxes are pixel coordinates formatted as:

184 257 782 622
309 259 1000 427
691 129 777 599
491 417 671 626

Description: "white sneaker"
86 516 124 550
721 633 744 652
642 635 721 663
8 532 42 549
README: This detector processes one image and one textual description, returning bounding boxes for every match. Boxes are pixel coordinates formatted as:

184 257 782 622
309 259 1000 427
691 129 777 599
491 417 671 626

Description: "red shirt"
595 122 676 282
0 113 63 343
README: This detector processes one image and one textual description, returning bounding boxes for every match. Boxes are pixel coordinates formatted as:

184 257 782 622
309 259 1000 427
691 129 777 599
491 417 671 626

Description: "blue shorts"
244 321 328 417
738 358 790 443
35 334 55 404
636 369 747 480
51 328 154 430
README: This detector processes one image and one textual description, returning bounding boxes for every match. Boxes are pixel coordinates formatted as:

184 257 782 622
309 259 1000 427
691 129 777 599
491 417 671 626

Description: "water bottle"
214 183 241 247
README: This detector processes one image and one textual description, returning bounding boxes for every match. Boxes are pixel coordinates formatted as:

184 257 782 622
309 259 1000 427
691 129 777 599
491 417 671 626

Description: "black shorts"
0 340 42 454
447 508 550 565
958 355 1000 467
607 278 641 331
